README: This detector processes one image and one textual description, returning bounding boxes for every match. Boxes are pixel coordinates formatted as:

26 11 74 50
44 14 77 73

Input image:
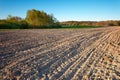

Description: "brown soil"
0 27 120 80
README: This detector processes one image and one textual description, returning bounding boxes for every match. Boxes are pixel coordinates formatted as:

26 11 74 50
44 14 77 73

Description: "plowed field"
0 27 120 80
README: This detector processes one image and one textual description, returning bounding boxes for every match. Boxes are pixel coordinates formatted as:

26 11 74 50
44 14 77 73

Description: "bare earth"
0 27 120 80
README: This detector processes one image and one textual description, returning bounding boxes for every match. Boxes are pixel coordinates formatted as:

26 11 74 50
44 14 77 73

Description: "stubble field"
0 27 120 80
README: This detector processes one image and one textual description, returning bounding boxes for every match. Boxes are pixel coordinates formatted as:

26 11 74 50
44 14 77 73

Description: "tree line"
0 9 120 29
0 9 61 29
61 21 120 27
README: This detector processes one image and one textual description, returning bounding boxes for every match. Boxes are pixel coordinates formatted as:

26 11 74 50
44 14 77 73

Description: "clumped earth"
0 27 120 80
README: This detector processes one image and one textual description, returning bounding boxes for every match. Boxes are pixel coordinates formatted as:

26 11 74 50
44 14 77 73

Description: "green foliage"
0 15 29 29
0 20 18 29
0 11 61 29
61 25 98 29
25 9 60 28
0 9 120 29
27 23 61 29
19 20 28 29
0 19 28 29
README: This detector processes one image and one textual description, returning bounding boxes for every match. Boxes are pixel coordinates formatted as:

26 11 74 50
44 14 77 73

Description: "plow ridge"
0 27 120 80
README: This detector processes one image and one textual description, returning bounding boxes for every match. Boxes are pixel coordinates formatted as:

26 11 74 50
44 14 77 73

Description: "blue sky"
0 0 120 21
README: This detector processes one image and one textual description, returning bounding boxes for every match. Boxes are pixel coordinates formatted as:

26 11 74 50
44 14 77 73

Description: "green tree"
25 9 59 28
